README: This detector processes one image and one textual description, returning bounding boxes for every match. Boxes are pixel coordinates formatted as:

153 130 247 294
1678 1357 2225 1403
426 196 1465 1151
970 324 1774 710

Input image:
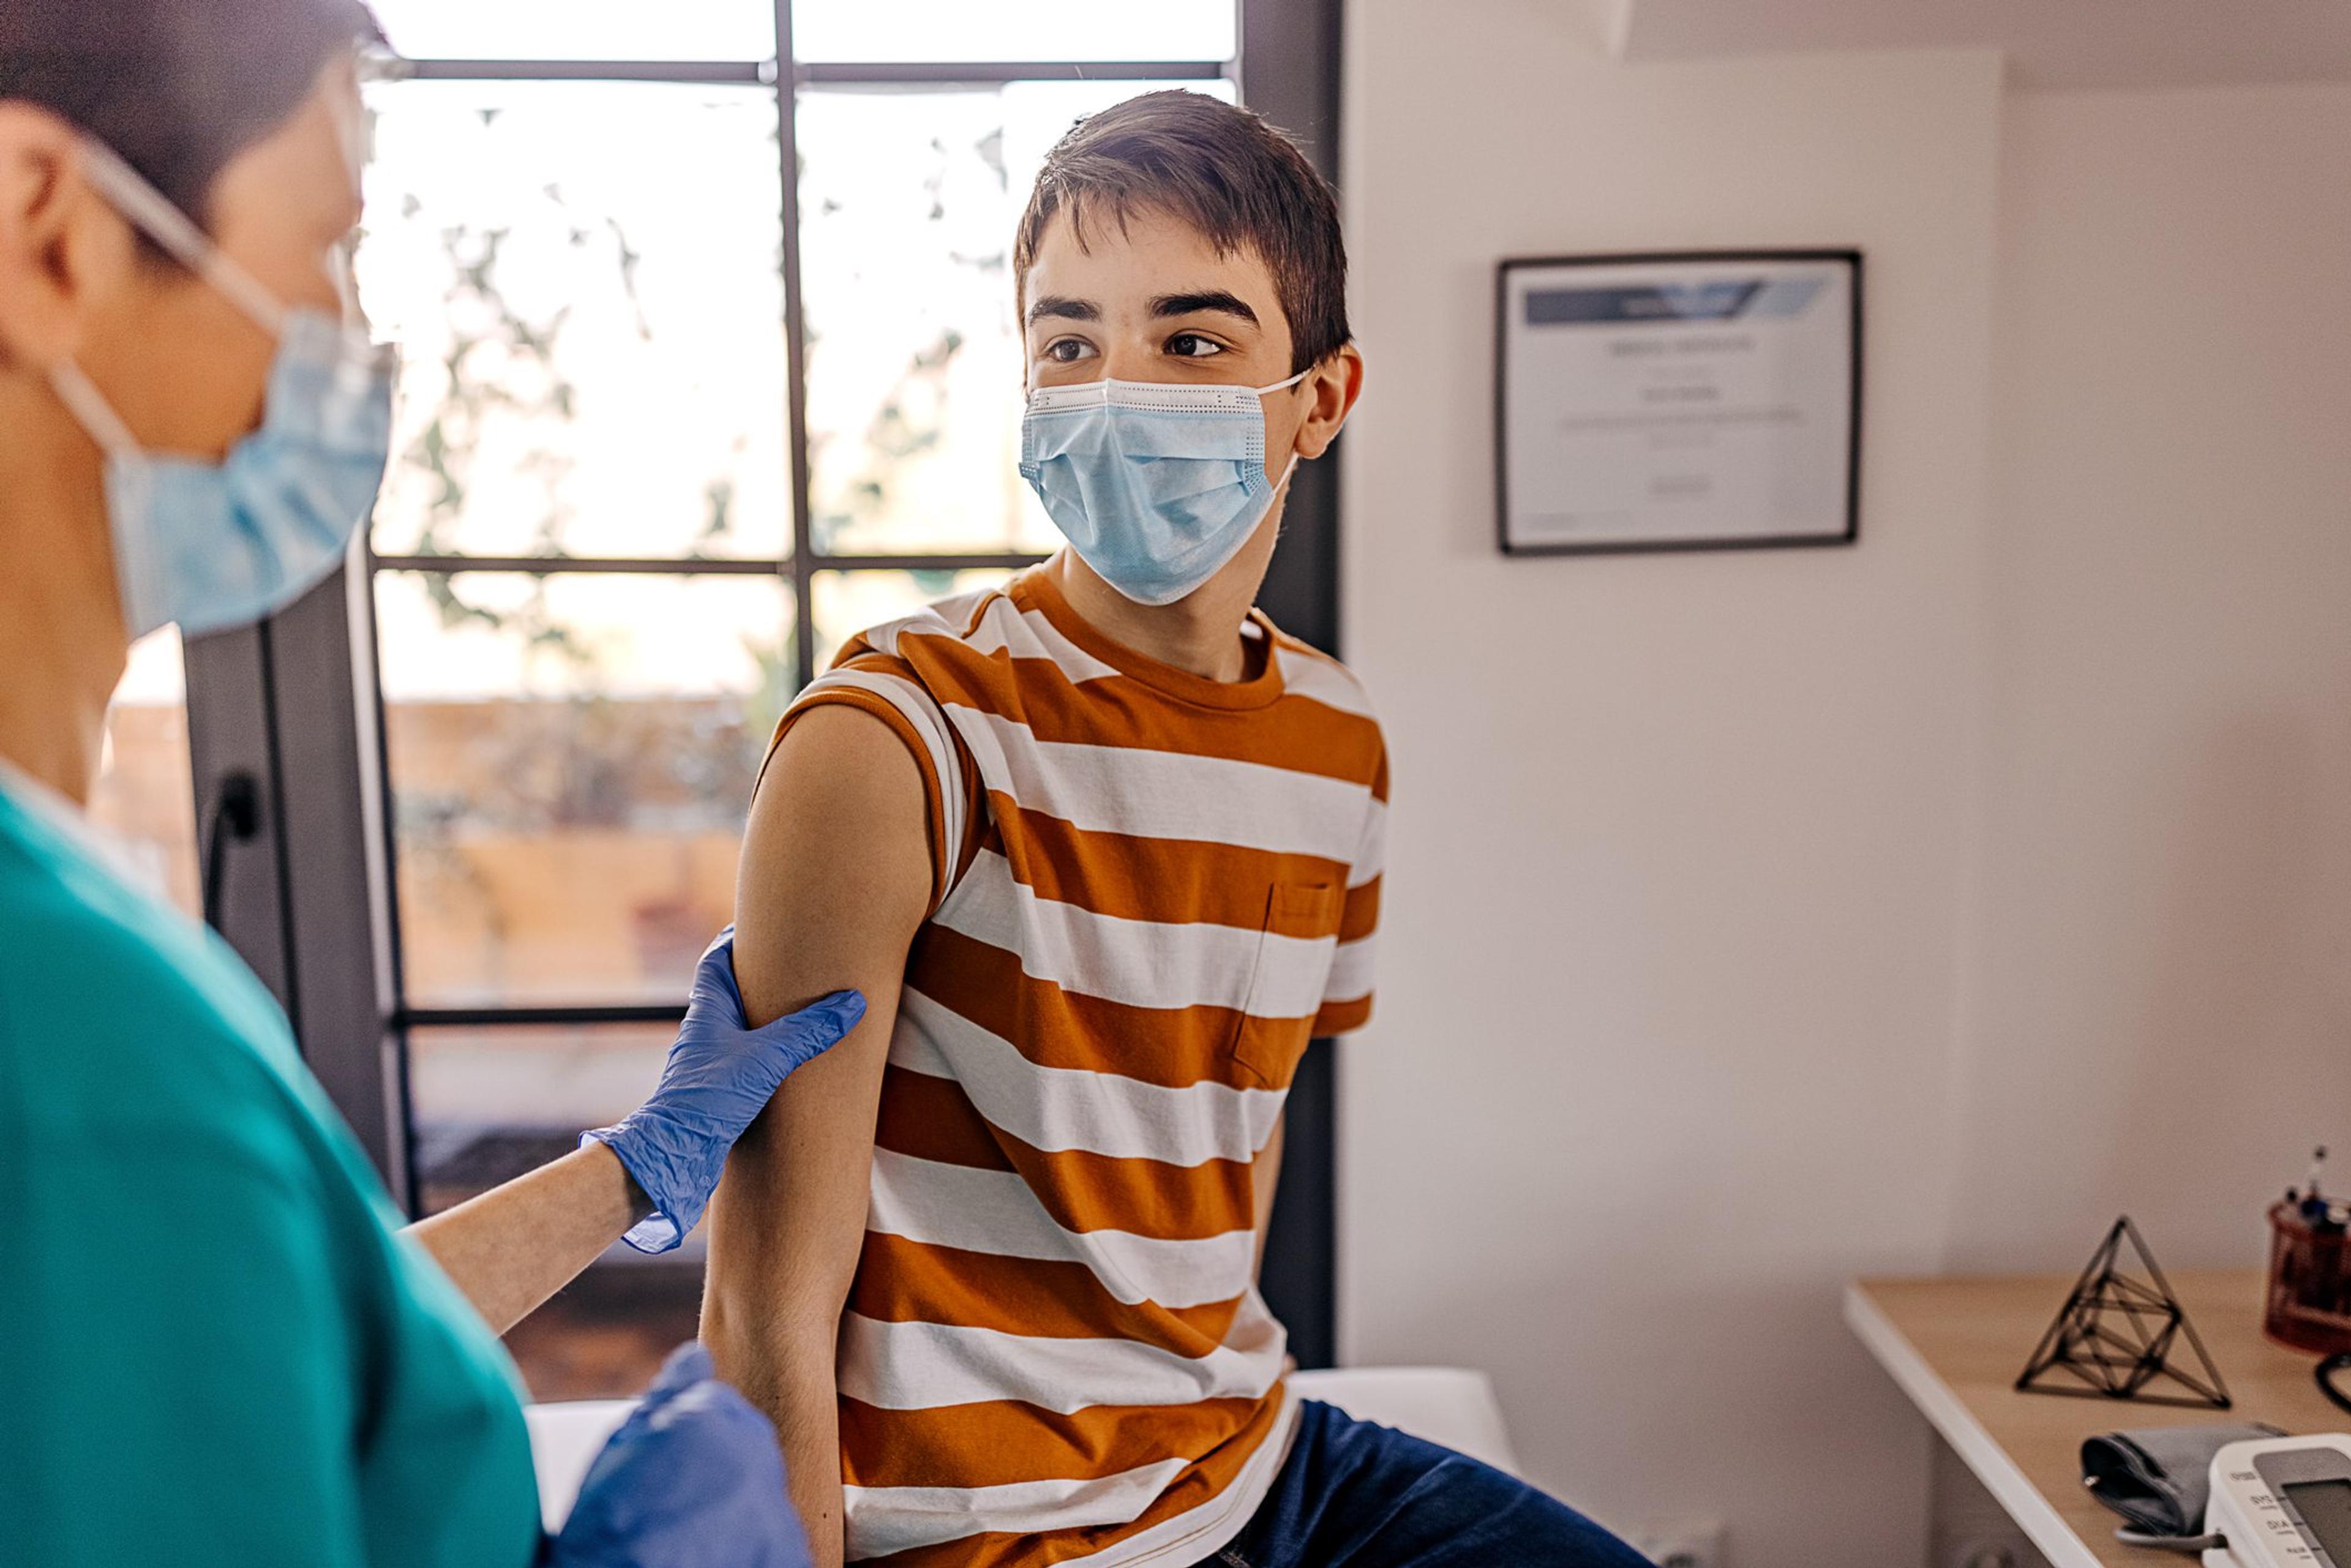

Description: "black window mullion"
1238 0 1341 1373
389 59 1231 88
812 552 1048 574
775 0 820 692
373 552 1056 577
403 1003 687 1029
397 58 774 84
795 59 1226 86
372 553 786 577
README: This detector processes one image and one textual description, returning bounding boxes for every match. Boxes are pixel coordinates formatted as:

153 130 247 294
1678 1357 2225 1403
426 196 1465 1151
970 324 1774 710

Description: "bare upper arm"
732 701 937 1026
702 703 936 1387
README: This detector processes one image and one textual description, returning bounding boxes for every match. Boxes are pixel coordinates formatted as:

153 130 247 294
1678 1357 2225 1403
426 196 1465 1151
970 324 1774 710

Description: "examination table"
525 1366 1522 1532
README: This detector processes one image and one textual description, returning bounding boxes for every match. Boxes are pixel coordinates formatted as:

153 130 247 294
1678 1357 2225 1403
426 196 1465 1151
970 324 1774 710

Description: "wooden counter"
1849 1272 2348 1567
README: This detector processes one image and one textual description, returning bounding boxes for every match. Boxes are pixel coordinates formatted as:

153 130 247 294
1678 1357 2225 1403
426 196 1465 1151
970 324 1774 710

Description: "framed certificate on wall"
1496 249 1862 557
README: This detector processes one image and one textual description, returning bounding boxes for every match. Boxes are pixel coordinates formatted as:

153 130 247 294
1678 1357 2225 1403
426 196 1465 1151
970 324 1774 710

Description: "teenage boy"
703 91 1648 1568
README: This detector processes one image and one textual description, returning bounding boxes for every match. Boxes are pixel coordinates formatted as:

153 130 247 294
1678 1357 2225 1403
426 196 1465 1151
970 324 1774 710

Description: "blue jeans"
1190 1400 1652 1567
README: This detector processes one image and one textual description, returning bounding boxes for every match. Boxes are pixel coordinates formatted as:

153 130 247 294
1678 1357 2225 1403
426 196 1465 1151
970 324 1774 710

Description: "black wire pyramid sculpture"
2015 1215 2230 1409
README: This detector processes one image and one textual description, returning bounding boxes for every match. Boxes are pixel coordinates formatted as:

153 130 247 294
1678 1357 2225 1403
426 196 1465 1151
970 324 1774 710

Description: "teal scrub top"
0 780 541 1567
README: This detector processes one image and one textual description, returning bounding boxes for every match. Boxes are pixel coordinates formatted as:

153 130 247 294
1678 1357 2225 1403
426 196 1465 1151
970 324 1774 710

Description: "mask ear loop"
73 137 288 339
48 354 164 636
48 361 143 457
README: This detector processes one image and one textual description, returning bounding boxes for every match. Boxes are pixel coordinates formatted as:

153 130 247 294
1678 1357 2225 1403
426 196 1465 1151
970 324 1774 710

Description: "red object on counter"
2265 1199 2351 1356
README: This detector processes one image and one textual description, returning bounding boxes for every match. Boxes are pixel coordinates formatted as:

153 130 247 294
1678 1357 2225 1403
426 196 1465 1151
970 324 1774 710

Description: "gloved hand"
585 927 863 1252
547 1343 809 1568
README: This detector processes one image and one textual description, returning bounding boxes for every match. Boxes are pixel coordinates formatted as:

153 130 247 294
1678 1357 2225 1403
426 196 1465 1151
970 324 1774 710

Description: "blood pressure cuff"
2083 1424 2286 1537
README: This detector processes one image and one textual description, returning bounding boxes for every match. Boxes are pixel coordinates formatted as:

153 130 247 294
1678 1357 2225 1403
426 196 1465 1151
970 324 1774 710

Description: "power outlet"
1629 1523 1725 1568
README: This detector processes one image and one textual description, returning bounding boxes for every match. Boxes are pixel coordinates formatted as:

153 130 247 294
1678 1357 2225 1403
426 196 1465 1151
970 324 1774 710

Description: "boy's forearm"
699 1049 888 1568
705 1142 866 1568
779 1376 847 1568
721 1328 847 1567
703 1221 856 1567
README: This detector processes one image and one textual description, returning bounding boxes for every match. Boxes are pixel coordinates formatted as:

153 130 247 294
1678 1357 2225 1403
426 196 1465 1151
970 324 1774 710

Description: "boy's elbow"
703 1269 853 1404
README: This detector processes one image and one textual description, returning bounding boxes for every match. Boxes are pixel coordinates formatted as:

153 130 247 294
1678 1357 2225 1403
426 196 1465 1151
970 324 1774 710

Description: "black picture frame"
1494 247 1864 558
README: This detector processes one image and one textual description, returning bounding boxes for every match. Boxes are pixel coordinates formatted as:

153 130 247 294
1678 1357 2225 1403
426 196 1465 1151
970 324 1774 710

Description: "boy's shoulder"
830 574 1126 704
1258 618 1381 730
833 579 1033 670
827 574 1384 754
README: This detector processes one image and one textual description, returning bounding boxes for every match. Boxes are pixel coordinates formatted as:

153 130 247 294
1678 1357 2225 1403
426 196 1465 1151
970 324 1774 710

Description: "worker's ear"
0 104 130 374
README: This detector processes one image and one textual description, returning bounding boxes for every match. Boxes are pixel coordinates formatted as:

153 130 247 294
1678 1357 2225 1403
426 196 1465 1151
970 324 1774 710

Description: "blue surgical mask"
1020 370 1309 607
48 138 394 642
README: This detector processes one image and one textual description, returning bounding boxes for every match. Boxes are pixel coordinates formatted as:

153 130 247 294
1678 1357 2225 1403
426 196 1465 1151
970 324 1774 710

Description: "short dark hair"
0 0 380 227
1013 90 1350 375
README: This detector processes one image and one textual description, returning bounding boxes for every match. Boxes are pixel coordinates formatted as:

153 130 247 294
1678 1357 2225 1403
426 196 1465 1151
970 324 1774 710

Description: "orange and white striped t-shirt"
769 565 1385 1568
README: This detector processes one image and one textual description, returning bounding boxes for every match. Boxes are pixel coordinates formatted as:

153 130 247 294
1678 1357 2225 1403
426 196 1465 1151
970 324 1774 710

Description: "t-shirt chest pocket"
1229 881 1342 1089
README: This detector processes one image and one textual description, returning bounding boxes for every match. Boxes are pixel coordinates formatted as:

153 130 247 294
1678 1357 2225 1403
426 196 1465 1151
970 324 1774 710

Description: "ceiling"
1591 0 2351 89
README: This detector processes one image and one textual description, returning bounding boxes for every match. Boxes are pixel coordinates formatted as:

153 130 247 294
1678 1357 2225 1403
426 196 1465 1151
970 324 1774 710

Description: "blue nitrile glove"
547 1343 810 1568
585 926 863 1252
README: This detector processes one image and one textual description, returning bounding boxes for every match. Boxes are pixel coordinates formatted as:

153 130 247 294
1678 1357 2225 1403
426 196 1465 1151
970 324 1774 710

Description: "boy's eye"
1043 338 1097 364
1166 332 1223 359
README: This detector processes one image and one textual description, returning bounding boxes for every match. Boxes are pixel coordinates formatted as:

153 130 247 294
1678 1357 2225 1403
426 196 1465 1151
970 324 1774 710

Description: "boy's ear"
1294 343 1364 461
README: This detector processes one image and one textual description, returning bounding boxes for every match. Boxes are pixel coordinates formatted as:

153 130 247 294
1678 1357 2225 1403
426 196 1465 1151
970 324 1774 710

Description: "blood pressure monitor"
2207 1435 2351 1567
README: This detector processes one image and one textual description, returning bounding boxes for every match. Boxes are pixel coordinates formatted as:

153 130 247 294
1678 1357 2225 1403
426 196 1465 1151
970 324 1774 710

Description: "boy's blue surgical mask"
47 137 394 642
1019 370 1308 607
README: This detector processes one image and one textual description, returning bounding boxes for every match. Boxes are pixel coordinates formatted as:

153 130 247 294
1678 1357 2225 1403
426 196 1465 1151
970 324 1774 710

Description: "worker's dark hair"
0 0 382 228
1013 90 1351 375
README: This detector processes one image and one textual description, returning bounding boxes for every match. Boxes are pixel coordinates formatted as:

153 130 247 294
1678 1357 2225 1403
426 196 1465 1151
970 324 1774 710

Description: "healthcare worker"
0 2 856 1563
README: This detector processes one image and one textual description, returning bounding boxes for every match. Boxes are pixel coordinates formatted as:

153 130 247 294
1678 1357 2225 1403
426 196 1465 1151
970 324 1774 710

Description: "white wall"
1943 81 2351 1271
1338 2 2351 1562
1340 6 2000 1561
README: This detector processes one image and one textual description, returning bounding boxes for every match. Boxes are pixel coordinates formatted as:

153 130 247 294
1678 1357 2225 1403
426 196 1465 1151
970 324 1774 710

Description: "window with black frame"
354 0 1244 1398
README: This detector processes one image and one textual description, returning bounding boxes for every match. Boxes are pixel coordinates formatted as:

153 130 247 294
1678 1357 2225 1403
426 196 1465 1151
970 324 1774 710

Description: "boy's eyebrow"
1026 294 1100 325
1152 290 1259 327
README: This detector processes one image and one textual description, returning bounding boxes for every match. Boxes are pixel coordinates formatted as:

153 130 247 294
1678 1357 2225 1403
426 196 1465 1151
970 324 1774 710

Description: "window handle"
201 770 264 931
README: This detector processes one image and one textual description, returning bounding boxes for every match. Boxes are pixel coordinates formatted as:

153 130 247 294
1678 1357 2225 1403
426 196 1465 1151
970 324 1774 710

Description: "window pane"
409 1019 700 1400
410 1021 673 1211
370 0 774 62
505 1258 703 1401
791 0 1235 63
812 567 1018 672
360 81 787 561
800 81 1233 556
377 571 791 1008
88 628 200 919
